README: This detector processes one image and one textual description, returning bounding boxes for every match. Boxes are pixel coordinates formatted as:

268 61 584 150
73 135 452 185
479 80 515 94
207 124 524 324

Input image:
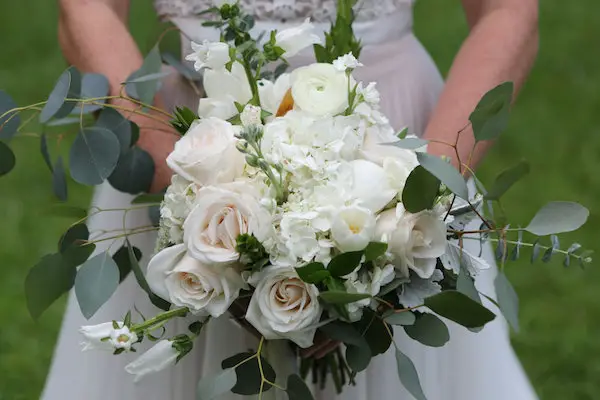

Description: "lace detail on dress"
154 0 411 22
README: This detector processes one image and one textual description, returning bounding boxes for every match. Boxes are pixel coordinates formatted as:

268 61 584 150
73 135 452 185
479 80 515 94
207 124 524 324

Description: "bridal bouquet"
0 0 592 399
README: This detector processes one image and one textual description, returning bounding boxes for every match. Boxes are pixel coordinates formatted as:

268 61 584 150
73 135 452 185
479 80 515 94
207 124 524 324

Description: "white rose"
146 244 245 316
291 63 349 117
125 340 179 383
79 322 137 352
166 117 244 186
240 104 262 126
258 73 291 116
183 183 272 265
275 19 321 57
376 205 447 279
199 62 252 119
330 206 376 252
245 266 322 348
348 159 397 213
332 52 363 72
185 40 230 71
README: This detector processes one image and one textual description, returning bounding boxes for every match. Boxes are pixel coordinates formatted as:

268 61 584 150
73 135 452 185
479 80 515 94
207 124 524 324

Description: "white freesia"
146 244 245 316
198 62 252 119
185 40 230 71
376 204 447 279
125 340 179 383
333 52 363 72
245 266 322 348
183 183 272 265
258 73 291 116
166 117 244 186
275 18 321 57
240 104 263 126
348 159 397 213
291 63 349 117
79 322 137 352
330 206 376 252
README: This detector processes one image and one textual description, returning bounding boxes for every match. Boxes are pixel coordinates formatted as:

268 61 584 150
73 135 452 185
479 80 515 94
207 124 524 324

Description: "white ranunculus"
79 322 137 352
146 244 245 316
240 104 263 127
166 117 244 186
258 73 291 116
291 63 349 117
348 159 397 213
185 40 230 71
183 183 272 265
245 266 322 348
275 19 321 57
332 52 363 72
376 205 447 279
330 206 376 252
198 62 252 119
125 340 179 383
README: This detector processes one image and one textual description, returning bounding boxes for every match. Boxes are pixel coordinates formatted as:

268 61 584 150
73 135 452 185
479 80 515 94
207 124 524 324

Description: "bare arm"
58 0 176 192
423 0 539 173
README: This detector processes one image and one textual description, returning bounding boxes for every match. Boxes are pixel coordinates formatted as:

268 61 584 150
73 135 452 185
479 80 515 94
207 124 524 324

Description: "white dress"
42 1 539 399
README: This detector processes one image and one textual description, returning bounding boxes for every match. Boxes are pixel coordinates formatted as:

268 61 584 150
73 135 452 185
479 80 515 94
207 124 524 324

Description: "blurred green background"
0 1 598 399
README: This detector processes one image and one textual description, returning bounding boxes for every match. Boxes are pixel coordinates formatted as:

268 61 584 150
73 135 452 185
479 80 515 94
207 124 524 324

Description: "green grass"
0 1 599 399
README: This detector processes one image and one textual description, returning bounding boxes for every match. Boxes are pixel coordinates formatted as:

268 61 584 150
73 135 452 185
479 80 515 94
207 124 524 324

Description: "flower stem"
132 307 189 332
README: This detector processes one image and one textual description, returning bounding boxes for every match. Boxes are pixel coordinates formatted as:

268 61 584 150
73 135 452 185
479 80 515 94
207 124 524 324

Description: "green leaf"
364 242 387 262
221 352 275 395
424 290 496 329
494 272 520 332
132 193 164 204
52 156 68 201
319 291 371 305
75 252 120 319
0 141 16 176
59 223 89 253
484 160 530 201
378 278 404 296
416 152 468 199
404 313 449 347
108 146 155 194
96 108 132 156
313 44 330 63
46 117 81 126
286 374 314 400
525 201 589 236
126 46 163 105
72 73 109 114
327 251 363 277
197 368 237 400
130 121 140 146
456 267 481 304
25 253 76 320
70 127 120 185
0 90 20 140
40 66 82 123
127 240 171 311
469 82 514 142
319 321 366 346
357 310 392 356
112 245 142 282
162 52 202 81
395 349 427 400
388 138 428 150
345 342 372 372
40 134 53 172
384 311 416 326
295 262 330 284
402 166 440 213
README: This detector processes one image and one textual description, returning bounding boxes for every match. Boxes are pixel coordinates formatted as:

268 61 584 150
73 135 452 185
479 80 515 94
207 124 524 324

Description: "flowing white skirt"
42 34 538 400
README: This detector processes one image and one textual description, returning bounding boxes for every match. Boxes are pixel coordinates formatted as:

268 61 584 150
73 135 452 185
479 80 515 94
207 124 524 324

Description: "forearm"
423 2 538 172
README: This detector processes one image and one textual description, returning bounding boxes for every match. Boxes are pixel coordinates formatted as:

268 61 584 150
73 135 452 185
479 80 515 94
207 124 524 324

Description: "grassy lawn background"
0 1 598 399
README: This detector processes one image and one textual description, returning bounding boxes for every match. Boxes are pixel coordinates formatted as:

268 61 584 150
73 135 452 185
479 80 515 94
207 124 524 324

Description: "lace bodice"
154 0 411 23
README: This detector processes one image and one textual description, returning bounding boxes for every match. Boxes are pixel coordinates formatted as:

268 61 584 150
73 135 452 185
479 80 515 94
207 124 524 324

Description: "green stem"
132 307 189 332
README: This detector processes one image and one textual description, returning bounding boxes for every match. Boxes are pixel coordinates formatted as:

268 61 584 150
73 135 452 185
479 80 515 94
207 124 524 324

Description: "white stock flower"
146 244 245 316
275 19 321 57
348 159 397 213
398 270 443 309
333 52 363 72
358 82 380 105
158 175 200 245
125 340 179 383
258 73 291 116
185 40 230 71
79 322 137 352
240 104 263 126
183 183 271 266
330 206 376 252
376 205 447 279
199 62 252 119
166 117 244 186
245 266 322 348
291 63 349 117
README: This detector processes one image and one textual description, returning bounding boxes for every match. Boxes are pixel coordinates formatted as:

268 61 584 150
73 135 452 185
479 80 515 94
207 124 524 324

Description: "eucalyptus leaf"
384 311 416 326
395 349 427 400
357 310 392 356
0 141 15 176
40 134 53 172
402 166 440 213
416 152 468 199
127 240 170 311
70 127 120 185
162 52 202 81
364 242 388 262
108 146 154 194
346 342 372 372
113 245 142 282
132 193 165 204
40 67 82 123
72 73 110 114
0 90 20 140
52 156 68 201
286 375 314 400
197 368 237 400
59 224 89 253
327 251 363 277
75 252 120 319
96 108 131 156
424 291 495 329
469 82 513 142
404 313 449 347
494 271 519 332
440 242 490 276
319 291 371 305
531 239 542 263
484 160 530 200
525 202 589 236
378 278 404 296
388 137 428 150
320 321 366 346
47 117 81 126
126 46 163 105
221 352 275 395
456 267 481 304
